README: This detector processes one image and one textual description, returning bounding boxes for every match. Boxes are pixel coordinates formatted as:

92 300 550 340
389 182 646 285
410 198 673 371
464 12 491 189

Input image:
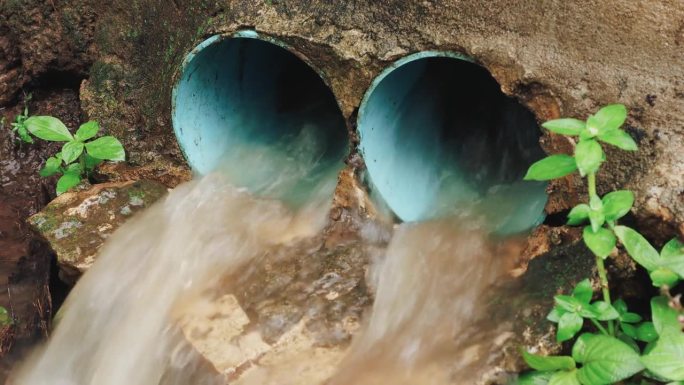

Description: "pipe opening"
358 54 548 234
172 35 348 205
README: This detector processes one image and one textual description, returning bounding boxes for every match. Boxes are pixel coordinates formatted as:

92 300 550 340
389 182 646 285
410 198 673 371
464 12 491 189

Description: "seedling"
518 105 684 385
0 306 11 326
10 93 33 143
21 116 125 194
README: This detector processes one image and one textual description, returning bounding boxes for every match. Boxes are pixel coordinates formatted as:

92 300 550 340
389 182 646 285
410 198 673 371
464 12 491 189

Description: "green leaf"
24 116 73 142
620 312 642 324
636 322 658 343
583 227 616 259
84 153 103 171
39 156 62 177
65 163 83 176
524 155 578 181
61 141 84 165
0 306 10 325
613 299 628 314
548 306 565 323
572 333 645 385
650 269 681 288
56 172 81 195
614 226 660 271
641 331 684 381
574 139 604 176
613 299 642 323
542 119 586 136
572 279 594 303
586 104 628 135
598 129 638 151
517 371 554 385
556 295 588 312
591 301 619 321
587 210 605 233
16 124 34 143
549 370 581 385
523 351 576 371
558 312 584 342
75 121 100 141
568 204 591 226
651 296 681 336
601 191 634 221
616 332 640 353
662 238 684 259
660 238 684 278
621 323 638 339
85 136 125 161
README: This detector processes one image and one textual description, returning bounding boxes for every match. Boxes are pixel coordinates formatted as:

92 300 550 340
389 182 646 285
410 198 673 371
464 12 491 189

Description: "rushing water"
10 132 525 384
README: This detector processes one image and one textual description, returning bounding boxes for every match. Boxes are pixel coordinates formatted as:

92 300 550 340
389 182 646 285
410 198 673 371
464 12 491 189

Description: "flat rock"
28 180 167 284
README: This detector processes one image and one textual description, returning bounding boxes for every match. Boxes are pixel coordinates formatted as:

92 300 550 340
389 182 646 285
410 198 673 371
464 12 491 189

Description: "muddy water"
10 174 332 385
10 140 520 384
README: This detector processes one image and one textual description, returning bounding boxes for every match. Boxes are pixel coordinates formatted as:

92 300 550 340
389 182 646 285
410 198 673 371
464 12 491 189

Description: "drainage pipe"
357 52 548 234
172 32 348 205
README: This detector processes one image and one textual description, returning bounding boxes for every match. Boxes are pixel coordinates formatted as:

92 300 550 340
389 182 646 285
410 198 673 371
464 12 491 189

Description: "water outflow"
10 175 333 385
326 221 512 385
11 175 519 384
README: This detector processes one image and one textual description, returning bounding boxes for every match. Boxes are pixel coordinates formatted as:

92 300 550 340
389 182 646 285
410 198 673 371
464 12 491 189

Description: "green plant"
0 305 11 326
10 93 33 143
20 116 125 194
518 104 684 385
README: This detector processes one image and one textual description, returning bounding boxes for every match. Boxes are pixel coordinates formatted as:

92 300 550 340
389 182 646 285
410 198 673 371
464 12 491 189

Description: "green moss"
61 9 88 52
89 61 124 93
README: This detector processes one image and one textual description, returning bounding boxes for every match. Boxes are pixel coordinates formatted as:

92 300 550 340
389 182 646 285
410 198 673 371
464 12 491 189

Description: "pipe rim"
171 31 347 173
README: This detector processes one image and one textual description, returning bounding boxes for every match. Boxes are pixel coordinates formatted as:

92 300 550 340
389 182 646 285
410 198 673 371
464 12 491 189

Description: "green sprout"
22 116 126 195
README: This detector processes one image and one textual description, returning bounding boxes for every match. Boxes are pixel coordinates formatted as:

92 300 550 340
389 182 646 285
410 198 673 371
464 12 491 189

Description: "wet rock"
28 180 167 284
474 241 596 383
0 192 53 382
179 294 348 384
178 240 371 383
93 155 192 188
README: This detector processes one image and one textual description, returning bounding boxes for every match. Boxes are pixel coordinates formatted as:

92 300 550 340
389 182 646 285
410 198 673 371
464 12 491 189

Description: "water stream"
10 130 527 385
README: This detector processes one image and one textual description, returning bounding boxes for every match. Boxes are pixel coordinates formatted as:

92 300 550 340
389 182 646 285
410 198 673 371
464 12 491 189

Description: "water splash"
10 175 331 385
11 144 528 384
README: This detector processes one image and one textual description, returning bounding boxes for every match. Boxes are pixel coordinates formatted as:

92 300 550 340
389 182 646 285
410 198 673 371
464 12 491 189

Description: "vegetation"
519 104 684 385
0 306 11 326
9 111 125 195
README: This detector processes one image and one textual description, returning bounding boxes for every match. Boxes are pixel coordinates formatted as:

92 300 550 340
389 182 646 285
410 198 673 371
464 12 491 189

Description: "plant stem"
595 255 615 335
587 171 615 335
587 172 597 198
590 318 609 335
79 153 87 178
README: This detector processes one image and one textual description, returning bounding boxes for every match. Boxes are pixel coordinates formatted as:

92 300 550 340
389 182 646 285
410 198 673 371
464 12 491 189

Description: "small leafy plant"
10 93 33 143
0 305 11 326
518 104 684 385
13 115 125 194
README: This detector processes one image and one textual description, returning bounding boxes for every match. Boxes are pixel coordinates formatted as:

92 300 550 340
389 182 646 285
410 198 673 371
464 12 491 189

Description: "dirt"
0 87 84 376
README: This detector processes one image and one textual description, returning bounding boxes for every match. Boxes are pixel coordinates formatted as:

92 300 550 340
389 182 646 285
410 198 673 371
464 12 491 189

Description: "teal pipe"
172 33 348 205
357 52 548 234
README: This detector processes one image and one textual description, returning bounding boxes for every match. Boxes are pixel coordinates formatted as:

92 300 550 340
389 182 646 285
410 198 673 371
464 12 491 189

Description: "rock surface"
177 238 371 383
4 1 679 237
28 180 167 284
